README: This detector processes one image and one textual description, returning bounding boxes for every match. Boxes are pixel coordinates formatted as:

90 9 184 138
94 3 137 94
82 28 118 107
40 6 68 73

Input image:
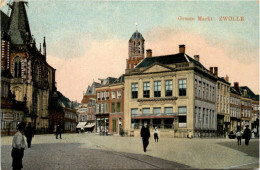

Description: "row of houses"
77 30 259 138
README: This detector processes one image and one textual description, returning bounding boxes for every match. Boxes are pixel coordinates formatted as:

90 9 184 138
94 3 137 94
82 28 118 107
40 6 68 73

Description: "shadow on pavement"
216 140 259 158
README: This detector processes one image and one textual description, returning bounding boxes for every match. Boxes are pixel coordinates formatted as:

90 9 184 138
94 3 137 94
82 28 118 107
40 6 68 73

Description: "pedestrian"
81 127 84 134
140 122 150 152
56 125 62 139
236 129 242 145
243 125 251 146
154 127 159 142
12 122 26 170
25 123 34 148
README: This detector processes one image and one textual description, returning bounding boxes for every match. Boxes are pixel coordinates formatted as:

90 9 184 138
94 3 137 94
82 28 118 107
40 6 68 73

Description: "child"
236 129 242 145
154 127 159 142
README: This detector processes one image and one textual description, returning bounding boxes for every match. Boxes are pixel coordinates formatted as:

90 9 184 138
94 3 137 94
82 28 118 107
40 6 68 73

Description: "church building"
1 1 56 133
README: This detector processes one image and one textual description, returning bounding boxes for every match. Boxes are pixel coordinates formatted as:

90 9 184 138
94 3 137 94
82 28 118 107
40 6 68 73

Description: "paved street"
1 133 259 169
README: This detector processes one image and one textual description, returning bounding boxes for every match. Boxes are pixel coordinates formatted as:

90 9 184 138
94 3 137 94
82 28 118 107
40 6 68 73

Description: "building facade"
124 41 218 138
229 84 242 132
216 75 231 136
95 76 124 135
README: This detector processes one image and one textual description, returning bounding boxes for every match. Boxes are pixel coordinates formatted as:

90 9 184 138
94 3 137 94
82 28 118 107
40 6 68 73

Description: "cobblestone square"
1 134 259 169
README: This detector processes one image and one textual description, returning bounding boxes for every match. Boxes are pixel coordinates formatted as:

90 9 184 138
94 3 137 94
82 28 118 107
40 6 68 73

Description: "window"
116 102 121 112
106 91 109 99
33 92 38 115
154 108 161 114
154 81 161 97
101 103 104 113
143 82 150 98
14 57 21 78
117 90 122 99
165 107 173 114
101 91 105 100
131 108 138 115
179 79 186 96
111 102 115 113
112 91 116 99
131 83 138 99
165 80 172 96
142 108 150 114
97 92 101 101
178 106 187 127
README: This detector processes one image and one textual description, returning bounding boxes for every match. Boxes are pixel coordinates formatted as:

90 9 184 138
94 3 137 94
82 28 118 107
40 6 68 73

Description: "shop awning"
85 123 95 128
76 122 87 128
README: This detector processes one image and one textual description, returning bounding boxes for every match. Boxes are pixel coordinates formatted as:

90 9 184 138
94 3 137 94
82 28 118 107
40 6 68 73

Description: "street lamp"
199 118 202 138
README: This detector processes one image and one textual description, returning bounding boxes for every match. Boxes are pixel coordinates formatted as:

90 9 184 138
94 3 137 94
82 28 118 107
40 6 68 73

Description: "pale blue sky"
1 0 259 101
2 0 258 59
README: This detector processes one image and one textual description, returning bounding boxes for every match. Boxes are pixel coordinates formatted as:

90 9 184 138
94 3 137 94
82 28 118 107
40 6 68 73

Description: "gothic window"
33 92 38 115
14 56 21 78
33 64 40 82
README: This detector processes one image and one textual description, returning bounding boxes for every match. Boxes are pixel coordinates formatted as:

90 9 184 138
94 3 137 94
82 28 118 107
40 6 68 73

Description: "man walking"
56 125 62 139
140 122 150 152
25 123 34 148
243 125 251 146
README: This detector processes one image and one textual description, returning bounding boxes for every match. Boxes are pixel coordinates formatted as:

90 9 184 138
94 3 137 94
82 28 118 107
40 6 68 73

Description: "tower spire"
135 22 138 31
8 0 31 45
43 37 46 57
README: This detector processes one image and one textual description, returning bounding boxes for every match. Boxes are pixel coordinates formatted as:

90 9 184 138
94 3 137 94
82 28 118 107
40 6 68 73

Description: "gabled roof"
8 1 32 45
135 53 204 69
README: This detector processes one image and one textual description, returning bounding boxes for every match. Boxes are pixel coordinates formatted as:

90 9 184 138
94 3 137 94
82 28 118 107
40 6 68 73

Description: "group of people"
12 123 62 170
236 125 252 146
140 122 159 152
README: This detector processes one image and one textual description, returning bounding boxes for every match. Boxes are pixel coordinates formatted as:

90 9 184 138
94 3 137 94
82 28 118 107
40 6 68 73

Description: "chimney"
194 55 199 62
209 67 213 73
234 82 239 92
146 49 152 58
179 44 185 53
225 75 229 82
213 67 218 76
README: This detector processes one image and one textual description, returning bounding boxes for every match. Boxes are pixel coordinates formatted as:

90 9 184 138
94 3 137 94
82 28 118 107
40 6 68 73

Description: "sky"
1 0 259 102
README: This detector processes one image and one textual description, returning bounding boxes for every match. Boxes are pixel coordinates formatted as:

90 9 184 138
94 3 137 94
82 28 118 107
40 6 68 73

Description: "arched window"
33 63 40 82
33 92 38 115
14 56 21 78
138 41 141 54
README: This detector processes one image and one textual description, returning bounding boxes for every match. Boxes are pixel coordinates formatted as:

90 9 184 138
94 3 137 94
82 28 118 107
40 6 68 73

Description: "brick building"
95 76 124 135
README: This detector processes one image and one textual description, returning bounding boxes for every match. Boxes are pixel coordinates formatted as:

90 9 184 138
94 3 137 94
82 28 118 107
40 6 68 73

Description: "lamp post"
199 118 202 138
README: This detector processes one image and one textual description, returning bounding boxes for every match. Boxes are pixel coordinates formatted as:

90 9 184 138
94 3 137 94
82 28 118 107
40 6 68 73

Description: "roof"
230 87 241 96
218 77 231 85
113 74 124 84
49 91 75 110
8 1 32 45
1 11 10 33
130 31 144 40
239 86 257 99
135 53 204 69
85 81 101 95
